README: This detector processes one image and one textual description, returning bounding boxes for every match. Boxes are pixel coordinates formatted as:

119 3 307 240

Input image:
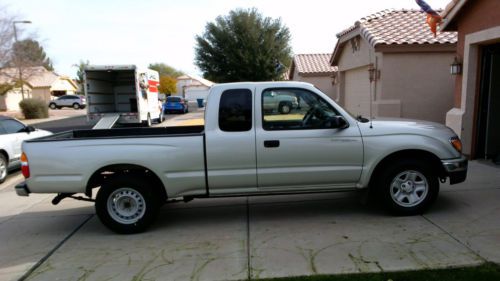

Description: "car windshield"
167 97 182 102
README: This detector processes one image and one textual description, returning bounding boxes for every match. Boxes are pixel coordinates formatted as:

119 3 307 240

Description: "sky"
2 0 451 78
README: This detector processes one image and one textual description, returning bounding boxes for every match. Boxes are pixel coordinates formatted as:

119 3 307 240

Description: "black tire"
376 159 439 215
95 176 160 234
73 103 81 109
0 154 7 184
278 102 292 114
49 103 57 110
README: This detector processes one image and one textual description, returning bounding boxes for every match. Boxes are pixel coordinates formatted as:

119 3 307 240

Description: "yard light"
450 57 462 75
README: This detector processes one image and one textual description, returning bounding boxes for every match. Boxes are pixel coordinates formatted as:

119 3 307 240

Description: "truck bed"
28 126 205 142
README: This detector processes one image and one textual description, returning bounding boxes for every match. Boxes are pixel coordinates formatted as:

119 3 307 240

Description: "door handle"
264 140 280 148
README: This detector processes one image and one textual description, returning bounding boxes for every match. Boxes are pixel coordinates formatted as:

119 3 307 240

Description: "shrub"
19 98 49 119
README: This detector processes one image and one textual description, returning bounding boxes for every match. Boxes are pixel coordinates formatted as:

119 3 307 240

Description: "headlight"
449 136 462 153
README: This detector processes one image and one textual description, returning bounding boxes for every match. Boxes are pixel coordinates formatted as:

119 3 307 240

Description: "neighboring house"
441 0 500 160
0 67 78 111
330 9 457 123
288 53 337 100
176 74 214 102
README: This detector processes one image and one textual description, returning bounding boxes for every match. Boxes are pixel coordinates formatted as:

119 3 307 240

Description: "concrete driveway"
0 161 499 281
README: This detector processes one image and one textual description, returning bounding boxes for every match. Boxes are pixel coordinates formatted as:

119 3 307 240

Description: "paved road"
1 161 499 281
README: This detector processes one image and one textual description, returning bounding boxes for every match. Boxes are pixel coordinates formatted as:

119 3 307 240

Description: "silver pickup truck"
16 81 467 234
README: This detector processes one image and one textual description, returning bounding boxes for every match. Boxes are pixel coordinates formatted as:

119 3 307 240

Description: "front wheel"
376 159 439 215
49 103 57 110
0 154 7 184
95 176 160 234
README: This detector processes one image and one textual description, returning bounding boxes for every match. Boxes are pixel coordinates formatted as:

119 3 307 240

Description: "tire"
147 114 152 127
95 176 160 234
278 102 292 114
73 103 81 110
49 103 57 110
0 154 7 184
376 159 439 215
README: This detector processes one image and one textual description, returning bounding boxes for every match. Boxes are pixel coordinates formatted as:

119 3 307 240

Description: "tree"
194 8 292 83
10 39 53 70
158 75 177 95
148 63 184 78
73 59 89 84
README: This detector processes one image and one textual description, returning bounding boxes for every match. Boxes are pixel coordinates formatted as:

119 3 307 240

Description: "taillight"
21 152 30 178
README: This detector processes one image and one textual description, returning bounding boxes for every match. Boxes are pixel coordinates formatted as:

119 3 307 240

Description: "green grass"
257 263 500 281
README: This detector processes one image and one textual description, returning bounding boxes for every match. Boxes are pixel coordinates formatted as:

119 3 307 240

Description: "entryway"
475 43 500 163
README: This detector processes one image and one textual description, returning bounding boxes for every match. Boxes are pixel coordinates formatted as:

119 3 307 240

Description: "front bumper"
442 156 468 185
15 182 31 196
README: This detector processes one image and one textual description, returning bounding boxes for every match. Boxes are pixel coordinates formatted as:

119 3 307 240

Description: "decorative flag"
415 0 442 37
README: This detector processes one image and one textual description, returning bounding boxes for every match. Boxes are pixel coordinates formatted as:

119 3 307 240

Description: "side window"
219 89 252 132
0 122 7 135
2 119 26 134
262 88 339 130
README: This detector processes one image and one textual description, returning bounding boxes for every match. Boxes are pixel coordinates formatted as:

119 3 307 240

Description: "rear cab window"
218 89 252 132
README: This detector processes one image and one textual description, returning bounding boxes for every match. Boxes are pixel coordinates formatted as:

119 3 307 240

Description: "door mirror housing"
24 126 36 133
329 116 349 129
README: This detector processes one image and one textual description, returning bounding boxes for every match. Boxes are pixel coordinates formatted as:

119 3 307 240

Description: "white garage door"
344 66 371 117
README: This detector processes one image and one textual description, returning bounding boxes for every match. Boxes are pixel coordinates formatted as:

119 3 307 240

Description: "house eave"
374 43 457 53
441 0 468 31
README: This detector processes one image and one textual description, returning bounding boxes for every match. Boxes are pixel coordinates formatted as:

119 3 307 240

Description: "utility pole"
13 20 32 99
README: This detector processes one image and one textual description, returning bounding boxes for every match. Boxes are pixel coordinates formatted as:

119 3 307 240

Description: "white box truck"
84 65 162 128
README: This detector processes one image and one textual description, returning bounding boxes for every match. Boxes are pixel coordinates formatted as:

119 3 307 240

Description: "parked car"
17 81 467 234
163 96 189 114
263 91 299 114
0 116 52 183
49 95 86 110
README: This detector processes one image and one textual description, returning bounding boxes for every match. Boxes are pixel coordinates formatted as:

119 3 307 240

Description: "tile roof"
292 54 337 76
0 66 58 88
336 9 457 47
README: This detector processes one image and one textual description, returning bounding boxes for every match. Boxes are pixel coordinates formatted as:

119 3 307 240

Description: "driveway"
0 161 499 281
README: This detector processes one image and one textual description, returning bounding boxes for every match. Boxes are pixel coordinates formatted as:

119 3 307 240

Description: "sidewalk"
1 109 85 125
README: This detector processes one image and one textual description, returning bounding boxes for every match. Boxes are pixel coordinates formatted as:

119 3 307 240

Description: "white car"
0 116 52 183
49 95 86 110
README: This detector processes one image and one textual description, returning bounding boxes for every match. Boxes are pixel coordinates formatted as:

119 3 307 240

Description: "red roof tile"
292 54 337 76
337 9 457 47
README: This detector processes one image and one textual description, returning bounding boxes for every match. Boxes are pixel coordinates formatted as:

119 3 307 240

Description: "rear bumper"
442 156 468 185
15 182 30 196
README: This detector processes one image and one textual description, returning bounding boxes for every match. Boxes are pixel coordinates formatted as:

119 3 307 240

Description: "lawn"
258 263 500 281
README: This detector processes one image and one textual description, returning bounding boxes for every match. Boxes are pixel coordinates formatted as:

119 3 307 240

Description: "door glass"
2 120 26 134
219 89 252 132
262 88 339 130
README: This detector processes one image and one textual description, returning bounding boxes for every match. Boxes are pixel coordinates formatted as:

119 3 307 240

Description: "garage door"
344 66 371 117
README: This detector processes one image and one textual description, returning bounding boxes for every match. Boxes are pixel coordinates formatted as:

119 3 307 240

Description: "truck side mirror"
329 116 349 129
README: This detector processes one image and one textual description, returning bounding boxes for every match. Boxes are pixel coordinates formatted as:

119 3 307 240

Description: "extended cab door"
255 86 363 190
205 87 257 194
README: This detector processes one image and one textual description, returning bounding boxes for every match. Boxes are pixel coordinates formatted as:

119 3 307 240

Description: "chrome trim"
441 156 468 172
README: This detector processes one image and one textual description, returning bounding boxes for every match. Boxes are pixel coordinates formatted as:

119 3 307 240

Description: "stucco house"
330 9 457 123
288 53 337 100
441 0 500 161
0 67 78 111
176 74 214 102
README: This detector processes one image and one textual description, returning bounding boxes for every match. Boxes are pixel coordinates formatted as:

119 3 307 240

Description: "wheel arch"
86 164 167 202
368 149 446 189
0 149 9 162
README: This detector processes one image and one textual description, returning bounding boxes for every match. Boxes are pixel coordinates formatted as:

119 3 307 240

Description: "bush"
19 98 49 119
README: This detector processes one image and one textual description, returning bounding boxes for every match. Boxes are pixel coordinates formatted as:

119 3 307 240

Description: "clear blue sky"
3 0 451 78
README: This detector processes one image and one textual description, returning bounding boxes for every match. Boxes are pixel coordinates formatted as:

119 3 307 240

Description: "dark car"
163 96 188 114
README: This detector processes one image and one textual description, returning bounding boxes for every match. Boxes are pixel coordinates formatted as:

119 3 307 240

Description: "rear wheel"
147 114 152 127
73 103 81 109
0 154 7 184
95 176 160 234
376 159 439 215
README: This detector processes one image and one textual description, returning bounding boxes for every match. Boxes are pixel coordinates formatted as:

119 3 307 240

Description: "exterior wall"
32 88 52 103
290 68 337 101
451 0 500 107
336 36 373 71
381 52 456 123
0 86 33 111
50 78 77 94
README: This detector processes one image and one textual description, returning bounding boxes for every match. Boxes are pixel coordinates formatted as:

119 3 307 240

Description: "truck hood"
357 118 457 140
